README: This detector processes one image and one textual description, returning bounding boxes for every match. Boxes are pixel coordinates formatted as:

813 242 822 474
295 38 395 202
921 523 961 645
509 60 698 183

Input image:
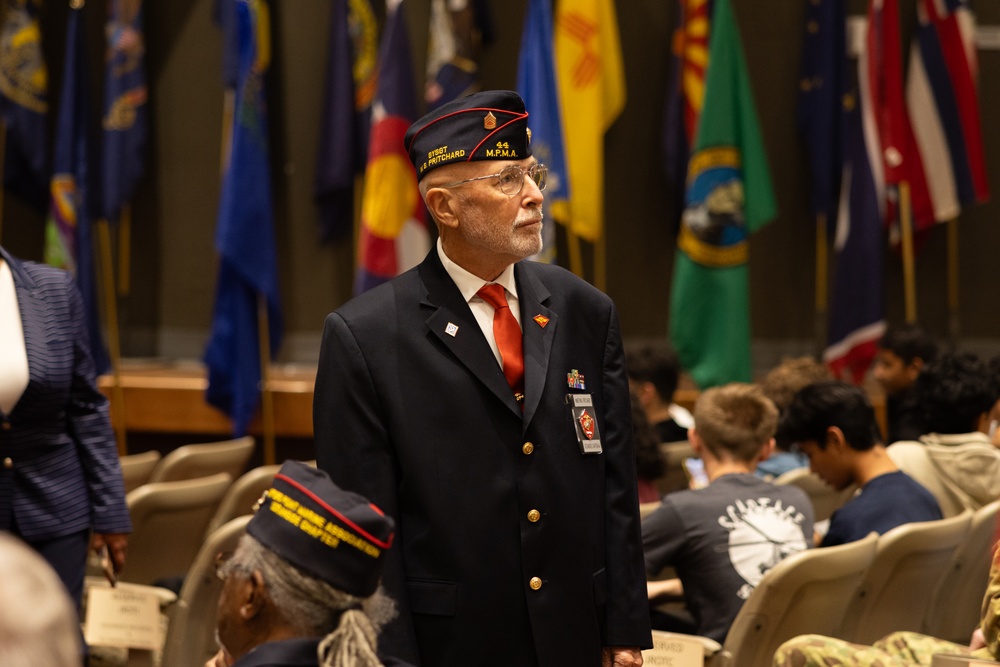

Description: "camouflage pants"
773 632 972 667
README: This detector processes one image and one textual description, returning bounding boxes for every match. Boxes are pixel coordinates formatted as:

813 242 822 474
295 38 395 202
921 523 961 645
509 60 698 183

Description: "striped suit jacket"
0 247 131 539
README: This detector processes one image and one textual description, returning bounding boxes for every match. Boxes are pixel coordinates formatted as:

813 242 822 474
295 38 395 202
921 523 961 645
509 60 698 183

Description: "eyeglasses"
440 163 547 196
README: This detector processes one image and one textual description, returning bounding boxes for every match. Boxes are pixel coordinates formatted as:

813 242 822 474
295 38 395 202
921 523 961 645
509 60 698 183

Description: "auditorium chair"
118 450 161 494
656 440 696 495
659 532 878 667
204 463 282 537
924 499 1000 643
119 472 233 587
773 467 857 522
159 515 251 667
839 511 973 645
147 435 255 484
707 532 878 667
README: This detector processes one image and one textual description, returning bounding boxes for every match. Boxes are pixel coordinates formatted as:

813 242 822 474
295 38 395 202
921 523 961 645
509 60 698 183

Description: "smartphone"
682 457 709 489
100 545 117 587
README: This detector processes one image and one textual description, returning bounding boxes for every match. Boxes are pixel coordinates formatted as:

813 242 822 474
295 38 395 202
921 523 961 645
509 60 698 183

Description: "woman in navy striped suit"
0 246 131 611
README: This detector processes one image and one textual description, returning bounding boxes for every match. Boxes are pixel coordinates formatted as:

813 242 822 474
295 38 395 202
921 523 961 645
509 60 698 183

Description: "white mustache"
517 211 544 226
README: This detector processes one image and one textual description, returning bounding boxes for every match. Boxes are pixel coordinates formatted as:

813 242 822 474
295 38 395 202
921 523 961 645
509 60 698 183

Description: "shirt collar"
437 237 517 304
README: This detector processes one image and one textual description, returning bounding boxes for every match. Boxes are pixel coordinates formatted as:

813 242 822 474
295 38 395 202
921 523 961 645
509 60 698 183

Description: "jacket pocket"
406 579 458 616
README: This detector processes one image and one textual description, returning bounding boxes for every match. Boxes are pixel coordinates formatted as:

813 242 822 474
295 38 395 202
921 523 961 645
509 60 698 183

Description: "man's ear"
424 187 460 230
688 428 703 454
825 426 847 452
239 570 267 620
758 437 776 463
905 357 924 382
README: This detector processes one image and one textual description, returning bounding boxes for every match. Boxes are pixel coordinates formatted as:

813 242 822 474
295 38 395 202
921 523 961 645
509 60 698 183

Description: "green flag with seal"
668 0 776 388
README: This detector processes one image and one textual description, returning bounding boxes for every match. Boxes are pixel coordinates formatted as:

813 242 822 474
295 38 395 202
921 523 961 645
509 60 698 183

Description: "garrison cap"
247 461 394 598
404 89 532 180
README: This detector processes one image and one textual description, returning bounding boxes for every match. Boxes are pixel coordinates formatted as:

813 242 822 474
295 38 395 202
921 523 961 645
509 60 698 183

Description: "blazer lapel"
516 263 556 431
419 253 522 415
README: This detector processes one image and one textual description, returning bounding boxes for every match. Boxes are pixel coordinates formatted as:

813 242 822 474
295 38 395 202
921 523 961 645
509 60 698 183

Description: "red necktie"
477 284 525 402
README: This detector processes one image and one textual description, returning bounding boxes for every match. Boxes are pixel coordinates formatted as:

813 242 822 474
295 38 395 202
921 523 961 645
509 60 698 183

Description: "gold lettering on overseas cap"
526 127 532 144
484 111 497 130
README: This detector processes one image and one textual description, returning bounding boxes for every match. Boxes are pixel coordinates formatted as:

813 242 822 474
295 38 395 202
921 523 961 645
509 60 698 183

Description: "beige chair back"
924 499 1000 642
710 532 878 667
148 436 255 484
159 515 251 667
657 440 696 495
118 450 161 494
773 467 856 522
840 511 973 645
204 464 281 538
120 473 233 586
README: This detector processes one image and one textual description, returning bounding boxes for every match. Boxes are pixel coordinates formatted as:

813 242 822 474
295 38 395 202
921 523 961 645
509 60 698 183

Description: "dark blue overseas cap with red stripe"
404 89 532 181
247 460 394 598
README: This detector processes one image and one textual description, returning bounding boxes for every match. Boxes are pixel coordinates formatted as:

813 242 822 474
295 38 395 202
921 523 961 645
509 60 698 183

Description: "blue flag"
797 0 846 223
314 0 377 242
44 6 108 375
0 0 48 209
214 0 241 89
204 0 282 436
102 0 148 222
824 25 886 383
516 0 567 263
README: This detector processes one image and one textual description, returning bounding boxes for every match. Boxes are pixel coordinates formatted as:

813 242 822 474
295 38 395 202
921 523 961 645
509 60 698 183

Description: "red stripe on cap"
467 116 526 162
274 473 395 550
405 106 529 152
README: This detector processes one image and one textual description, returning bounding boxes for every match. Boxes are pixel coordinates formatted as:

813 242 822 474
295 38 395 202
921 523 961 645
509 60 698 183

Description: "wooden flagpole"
815 213 828 356
0 119 6 246
595 234 606 292
96 219 128 454
898 181 917 323
567 228 584 279
947 218 960 343
257 295 276 465
117 203 131 296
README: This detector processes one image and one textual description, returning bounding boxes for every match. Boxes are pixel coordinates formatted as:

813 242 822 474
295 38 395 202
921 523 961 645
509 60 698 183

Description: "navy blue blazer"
0 248 131 539
314 251 651 666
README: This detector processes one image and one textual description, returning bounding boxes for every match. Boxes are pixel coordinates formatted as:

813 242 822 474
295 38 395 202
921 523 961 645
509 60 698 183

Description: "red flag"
865 0 934 232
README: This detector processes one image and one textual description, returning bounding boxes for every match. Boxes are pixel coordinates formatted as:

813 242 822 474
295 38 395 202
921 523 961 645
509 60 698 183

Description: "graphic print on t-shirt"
718 497 808 599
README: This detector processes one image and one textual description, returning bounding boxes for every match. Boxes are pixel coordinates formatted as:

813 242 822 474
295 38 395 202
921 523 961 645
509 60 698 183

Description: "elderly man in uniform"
314 90 651 666
209 461 409 667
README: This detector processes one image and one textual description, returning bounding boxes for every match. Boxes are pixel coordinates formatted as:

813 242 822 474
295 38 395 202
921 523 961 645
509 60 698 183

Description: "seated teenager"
888 351 1000 517
778 381 942 547
757 356 832 480
873 323 938 444
642 383 814 643
627 341 693 443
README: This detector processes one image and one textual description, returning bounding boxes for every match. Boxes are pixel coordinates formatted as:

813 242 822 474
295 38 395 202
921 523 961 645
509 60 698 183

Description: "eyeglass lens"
498 164 547 195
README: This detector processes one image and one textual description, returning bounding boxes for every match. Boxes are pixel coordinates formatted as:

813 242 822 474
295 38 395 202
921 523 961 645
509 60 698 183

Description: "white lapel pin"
445 322 459 337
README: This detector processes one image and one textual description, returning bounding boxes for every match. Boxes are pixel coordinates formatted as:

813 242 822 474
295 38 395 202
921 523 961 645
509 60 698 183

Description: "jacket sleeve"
63 272 131 534
600 303 653 649
313 311 420 664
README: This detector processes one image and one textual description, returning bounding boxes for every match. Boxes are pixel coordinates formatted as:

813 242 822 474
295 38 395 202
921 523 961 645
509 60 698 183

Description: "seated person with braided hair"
208 461 412 667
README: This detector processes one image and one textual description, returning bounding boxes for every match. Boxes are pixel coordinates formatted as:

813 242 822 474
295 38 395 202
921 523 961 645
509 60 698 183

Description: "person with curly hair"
887 351 1000 517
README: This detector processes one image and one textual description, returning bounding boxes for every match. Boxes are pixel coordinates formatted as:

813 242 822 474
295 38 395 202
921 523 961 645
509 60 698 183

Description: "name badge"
566 393 603 454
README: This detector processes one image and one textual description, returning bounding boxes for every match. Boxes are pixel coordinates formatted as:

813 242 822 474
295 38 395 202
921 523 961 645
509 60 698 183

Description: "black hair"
625 341 680 403
630 391 666 481
916 351 995 434
776 380 881 452
879 323 939 366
